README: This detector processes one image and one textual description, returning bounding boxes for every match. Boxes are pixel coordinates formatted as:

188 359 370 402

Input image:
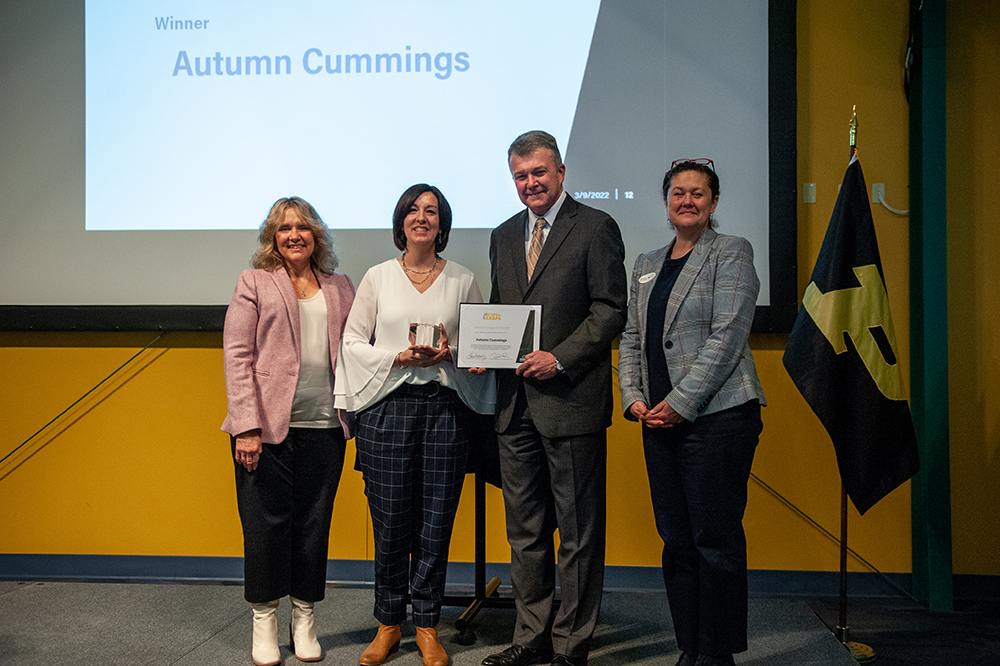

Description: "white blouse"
333 258 496 415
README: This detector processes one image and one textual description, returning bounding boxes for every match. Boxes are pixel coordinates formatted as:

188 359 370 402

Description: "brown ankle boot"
415 626 449 666
359 624 401 665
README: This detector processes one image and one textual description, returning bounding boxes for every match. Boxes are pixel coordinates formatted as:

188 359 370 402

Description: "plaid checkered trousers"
354 382 471 627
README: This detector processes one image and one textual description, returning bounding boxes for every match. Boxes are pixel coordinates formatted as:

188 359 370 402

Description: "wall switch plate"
803 183 816 203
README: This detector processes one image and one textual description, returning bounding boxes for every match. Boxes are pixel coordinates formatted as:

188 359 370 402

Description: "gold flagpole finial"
849 105 858 158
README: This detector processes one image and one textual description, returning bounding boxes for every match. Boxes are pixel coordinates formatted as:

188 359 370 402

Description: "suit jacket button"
664 340 673 349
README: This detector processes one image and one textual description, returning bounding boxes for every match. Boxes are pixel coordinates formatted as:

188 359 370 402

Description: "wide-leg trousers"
498 394 607 662
233 426 347 603
642 400 762 657
355 382 470 628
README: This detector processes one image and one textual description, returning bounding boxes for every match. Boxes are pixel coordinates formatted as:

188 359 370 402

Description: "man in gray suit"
482 131 627 666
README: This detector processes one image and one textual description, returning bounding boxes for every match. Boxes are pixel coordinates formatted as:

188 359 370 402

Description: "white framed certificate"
457 303 542 369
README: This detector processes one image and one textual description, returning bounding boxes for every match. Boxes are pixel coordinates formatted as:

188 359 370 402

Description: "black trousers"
233 427 346 603
642 401 762 657
355 383 470 627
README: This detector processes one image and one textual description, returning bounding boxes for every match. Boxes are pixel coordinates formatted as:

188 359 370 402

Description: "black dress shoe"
694 655 735 666
482 644 554 666
675 651 699 666
551 654 585 666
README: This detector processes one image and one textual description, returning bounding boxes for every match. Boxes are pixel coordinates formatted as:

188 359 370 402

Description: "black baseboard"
2 554 997 602
0 305 227 332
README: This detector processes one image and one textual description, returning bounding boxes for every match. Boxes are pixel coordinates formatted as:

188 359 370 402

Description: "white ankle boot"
289 596 322 662
251 599 281 666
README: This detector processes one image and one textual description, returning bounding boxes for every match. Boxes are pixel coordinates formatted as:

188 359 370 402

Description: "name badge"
638 272 657 284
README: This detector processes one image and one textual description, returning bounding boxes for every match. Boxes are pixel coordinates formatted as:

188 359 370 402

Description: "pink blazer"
222 267 355 443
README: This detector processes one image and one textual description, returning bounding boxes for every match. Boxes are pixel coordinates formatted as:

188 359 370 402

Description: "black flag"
783 155 919 514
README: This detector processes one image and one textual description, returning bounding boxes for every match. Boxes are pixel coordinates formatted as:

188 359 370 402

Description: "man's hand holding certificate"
457 304 541 369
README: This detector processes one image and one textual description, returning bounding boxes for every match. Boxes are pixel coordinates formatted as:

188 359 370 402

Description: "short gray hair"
507 130 562 168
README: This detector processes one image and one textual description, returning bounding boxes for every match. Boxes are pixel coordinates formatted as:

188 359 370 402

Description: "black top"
645 248 690 406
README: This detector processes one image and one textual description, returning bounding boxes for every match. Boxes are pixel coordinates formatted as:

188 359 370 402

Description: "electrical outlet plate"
872 183 885 203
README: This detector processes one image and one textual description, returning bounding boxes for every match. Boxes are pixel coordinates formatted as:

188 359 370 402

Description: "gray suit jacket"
618 227 766 422
490 195 627 438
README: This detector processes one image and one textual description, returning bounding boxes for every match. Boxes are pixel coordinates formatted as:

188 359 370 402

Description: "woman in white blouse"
335 184 495 666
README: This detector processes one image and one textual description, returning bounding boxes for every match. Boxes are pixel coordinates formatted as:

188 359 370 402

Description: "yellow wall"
3 0 999 578
946 1 1000 576
0 333 906 573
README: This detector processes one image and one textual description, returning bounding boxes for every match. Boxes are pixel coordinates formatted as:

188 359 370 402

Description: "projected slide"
85 0 601 230
3 1 785 311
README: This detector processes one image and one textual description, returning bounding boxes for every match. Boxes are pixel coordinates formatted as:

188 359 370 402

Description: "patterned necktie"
527 217 546 279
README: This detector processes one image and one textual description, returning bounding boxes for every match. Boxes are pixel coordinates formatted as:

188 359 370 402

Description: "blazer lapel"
635 245 671 339
271 267 302 354
526 196 577 293
662 227 718 332
318 272 345 365
501 212 530 299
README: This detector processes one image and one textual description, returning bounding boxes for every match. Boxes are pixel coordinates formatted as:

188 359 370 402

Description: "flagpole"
837 483 848 637
834 106 874 664
836 103 857 642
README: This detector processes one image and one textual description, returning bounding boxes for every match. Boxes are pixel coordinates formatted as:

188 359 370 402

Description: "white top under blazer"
289 291 337 428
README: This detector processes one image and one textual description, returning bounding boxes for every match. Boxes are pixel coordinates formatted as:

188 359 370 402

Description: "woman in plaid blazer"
618 161 766 666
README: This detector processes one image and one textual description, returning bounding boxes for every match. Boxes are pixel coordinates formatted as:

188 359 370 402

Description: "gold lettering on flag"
802 264 904 400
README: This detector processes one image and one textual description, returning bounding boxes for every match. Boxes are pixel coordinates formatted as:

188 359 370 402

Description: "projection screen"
0 0 796 332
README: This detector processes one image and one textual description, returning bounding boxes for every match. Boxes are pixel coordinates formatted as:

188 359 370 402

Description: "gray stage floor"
0 580 856 665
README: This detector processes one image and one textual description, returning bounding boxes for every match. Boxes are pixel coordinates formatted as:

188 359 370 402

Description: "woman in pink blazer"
222 197 355 666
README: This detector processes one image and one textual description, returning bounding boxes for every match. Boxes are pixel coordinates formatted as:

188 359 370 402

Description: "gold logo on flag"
802 264 905 401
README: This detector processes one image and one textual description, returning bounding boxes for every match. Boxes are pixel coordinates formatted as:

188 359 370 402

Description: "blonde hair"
251 197 339 274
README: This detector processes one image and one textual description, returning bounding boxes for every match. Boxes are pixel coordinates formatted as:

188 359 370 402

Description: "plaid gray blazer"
618 227 766 422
